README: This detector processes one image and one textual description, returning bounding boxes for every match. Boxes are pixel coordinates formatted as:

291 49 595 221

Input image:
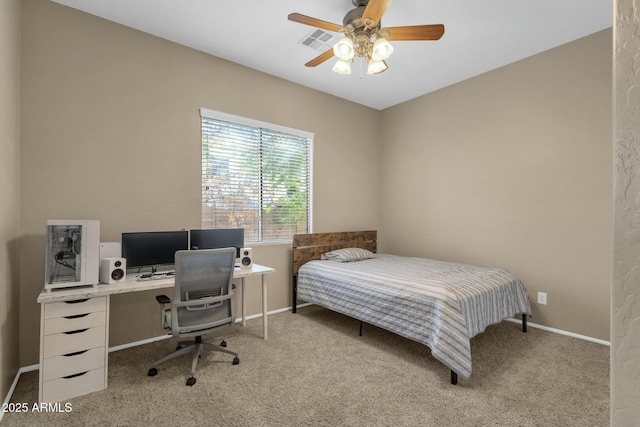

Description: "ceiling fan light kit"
333 36 355 60
288 0 444 76
367 59 387 75
333 58 353 75
371 37 393 61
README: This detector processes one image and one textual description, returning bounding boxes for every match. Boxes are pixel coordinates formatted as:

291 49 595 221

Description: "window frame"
199 108 314 244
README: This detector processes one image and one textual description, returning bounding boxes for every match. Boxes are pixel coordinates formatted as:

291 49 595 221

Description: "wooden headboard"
292 230 377 277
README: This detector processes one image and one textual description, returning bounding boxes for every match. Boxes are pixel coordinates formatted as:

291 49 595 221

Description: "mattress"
296 253 531 380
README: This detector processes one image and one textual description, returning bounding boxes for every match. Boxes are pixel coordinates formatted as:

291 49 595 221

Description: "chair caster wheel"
232 357 240 365
186 377 196 386
220 340 227 347
148 368 158 377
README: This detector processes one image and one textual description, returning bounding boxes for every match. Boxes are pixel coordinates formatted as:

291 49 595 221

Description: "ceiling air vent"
299 29 342 52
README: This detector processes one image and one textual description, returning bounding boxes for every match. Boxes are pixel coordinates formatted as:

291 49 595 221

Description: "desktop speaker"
100 257 126 284
240 248 252 269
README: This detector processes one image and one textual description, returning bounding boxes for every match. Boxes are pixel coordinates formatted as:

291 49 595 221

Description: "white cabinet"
38 296 109 403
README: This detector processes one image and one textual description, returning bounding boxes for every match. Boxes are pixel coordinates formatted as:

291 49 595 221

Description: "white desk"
37 263 274 402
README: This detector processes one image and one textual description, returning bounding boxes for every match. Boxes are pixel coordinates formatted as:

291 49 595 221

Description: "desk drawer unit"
39 296 109 403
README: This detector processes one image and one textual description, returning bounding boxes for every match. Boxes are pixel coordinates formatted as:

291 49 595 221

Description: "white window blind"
200 108 313 243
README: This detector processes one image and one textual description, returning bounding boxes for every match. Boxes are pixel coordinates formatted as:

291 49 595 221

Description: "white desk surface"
38 263 275 304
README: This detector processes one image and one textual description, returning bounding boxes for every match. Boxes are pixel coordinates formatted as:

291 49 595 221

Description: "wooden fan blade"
305 49 335 67
385 24 445 41
288 13 345 33
362 0 393 28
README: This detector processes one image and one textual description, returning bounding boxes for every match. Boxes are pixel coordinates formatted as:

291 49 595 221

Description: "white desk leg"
262 274 268 340
241 277 246 327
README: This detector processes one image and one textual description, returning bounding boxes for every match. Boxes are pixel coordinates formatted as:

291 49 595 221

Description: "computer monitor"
189 228 244 259
121 230 189 272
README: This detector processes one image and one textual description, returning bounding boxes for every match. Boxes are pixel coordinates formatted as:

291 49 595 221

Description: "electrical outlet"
538 292 547 305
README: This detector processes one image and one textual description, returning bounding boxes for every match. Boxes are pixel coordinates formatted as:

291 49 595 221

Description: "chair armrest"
156 295 171 305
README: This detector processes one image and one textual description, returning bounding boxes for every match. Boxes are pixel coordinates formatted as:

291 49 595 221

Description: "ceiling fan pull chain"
360 57 364 79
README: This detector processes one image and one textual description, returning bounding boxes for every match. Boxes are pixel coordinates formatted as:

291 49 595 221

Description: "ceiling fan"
288 0 444 75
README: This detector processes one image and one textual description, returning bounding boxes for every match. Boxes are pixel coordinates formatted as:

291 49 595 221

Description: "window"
200 108 313 243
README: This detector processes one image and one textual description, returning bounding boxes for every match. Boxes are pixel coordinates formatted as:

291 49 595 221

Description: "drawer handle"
63 350 89 357
64 313 89 319
63 371 88 379
64 328 89 335
65 299 89 304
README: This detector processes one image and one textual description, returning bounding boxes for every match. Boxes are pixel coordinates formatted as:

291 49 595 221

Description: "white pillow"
321 248 376 262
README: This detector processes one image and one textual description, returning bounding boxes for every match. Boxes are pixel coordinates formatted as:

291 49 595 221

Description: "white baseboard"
108 307 293 353
0 364 38 422
108 333 172 353
1 305 608 421
506 317 610 346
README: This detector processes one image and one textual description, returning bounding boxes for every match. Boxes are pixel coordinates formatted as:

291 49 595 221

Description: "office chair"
147 248 240 386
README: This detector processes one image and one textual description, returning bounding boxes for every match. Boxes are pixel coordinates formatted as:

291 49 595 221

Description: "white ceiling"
51 0 612 110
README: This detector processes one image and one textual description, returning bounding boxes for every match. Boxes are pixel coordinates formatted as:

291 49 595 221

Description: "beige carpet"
3 305 609 427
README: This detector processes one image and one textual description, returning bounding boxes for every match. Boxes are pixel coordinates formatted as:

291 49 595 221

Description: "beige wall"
380 30 613 341
19 0 381 366
0 0 21 402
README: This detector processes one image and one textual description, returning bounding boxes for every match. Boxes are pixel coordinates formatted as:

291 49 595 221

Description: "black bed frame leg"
522 313 528 332
451 370 458 385
359 321 364 336
292 276 297 313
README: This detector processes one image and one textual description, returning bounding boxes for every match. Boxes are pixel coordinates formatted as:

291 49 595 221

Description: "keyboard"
137 271 175 281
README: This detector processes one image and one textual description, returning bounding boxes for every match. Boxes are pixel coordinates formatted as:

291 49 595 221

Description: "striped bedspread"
297 254 531 380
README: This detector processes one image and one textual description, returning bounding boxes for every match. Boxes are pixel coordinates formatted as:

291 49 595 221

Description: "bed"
292 230 531 384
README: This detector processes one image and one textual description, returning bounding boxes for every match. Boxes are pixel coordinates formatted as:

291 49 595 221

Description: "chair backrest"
171 248 236 338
